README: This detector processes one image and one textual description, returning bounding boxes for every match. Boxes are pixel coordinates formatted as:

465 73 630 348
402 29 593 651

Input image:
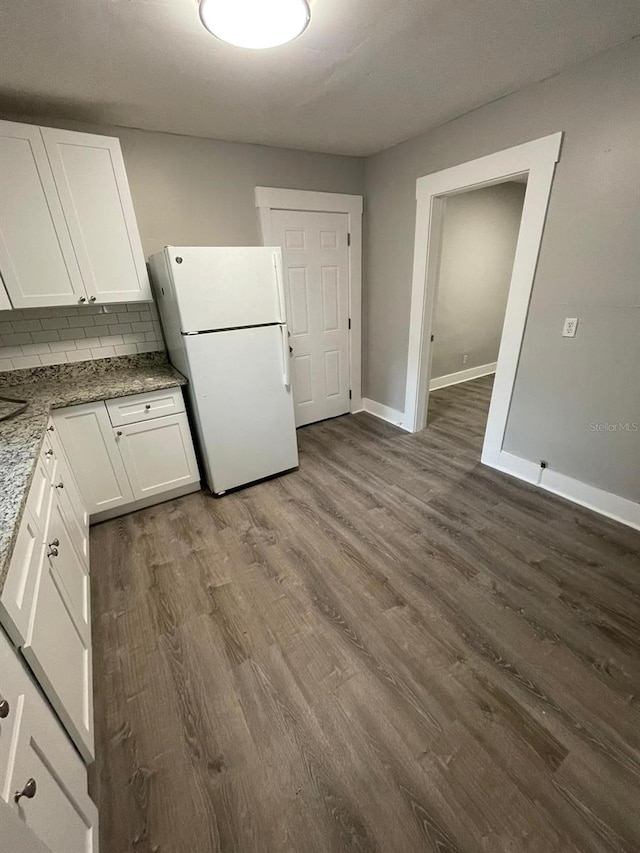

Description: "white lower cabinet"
54 387 200 520
52 402 134 514
0 628 98 853
116 413 199 500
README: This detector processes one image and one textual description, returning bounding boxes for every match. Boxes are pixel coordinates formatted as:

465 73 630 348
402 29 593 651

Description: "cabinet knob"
55 481 64 489
49 538 60 548
45 448 54 457
47 425 55 432
116 430 123 437
144 404 151 410
0 699 9 718
79 296 86 303
48 546 59 558
89 295 97 302
14 778 37 804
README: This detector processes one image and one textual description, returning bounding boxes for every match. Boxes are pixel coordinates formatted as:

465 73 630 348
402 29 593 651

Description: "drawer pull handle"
48 546 59 558
45 449 54 457
14 778 37 804
145 404 151 410
55 481 64 489
0 699 9 718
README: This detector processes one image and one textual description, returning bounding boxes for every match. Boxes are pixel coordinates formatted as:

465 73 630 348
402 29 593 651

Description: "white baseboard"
361 398 409 430
488 451 640 531
430 362 497 391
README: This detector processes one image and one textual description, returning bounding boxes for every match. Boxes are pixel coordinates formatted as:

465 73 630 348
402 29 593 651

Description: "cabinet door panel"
1 631 97 851
22 560 94 762
53 402 133 515
41 127 151 304
117 413 199 500
0 120 85 307
46 499 89 635
0 509 46 647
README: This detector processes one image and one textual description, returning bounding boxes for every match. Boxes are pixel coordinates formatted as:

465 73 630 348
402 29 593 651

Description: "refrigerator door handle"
280 324 291 387
273 252 287 323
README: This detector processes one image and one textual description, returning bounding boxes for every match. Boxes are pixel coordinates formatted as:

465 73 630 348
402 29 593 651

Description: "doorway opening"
403 133 563 472
427 178 527 437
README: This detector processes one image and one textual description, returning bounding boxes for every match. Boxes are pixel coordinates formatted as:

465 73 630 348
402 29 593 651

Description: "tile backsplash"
0 302 165 371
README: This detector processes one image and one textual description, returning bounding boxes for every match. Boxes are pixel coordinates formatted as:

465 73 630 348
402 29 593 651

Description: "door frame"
403 132 563 468
255 187 363 413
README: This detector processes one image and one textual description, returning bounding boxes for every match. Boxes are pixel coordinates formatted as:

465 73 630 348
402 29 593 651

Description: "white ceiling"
0 0 638 156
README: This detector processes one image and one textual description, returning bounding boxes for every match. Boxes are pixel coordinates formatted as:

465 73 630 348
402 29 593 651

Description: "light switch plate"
562 317 578 337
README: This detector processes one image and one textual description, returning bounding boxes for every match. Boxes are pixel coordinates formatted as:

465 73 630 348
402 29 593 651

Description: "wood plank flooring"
89 376 640 853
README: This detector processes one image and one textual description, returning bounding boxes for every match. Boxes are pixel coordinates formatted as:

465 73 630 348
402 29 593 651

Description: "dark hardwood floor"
89 376 640 853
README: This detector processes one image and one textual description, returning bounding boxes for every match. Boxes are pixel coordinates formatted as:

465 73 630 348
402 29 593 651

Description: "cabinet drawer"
0 629 98 852
0 509 47 647
106 387 185 426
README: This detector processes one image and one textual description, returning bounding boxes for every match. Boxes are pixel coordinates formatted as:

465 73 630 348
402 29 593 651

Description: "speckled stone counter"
0 352 187 593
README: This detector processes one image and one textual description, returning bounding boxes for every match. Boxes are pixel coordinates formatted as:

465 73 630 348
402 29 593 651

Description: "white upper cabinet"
0 120 151 309
41 128 151 304
0 120 85 307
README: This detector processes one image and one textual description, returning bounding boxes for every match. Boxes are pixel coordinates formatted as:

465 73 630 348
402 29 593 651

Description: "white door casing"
255 188 363 418
404 133 563 466
271 210 350 426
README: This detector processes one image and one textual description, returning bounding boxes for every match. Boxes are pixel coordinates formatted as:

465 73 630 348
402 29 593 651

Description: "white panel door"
185 326 298 493
41 127 151 304
115 413 199 500
166 246 284 332
0 120 85 307
52 402 134 514
1 631 98 851
271 210 350 426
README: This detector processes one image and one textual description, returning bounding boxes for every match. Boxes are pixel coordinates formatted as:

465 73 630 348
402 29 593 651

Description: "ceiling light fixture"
199 0 310 49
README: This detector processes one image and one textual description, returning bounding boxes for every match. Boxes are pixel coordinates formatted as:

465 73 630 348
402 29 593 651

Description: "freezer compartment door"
167 246 285 332
185 325 298 493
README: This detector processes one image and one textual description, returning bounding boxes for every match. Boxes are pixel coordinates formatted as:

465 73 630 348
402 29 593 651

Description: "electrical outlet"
562 317 578 337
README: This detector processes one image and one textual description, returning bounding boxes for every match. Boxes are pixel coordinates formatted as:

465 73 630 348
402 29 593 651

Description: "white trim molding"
403 133 563 472
492 452 640 531
429 362 497 391
360 398 409 430
255 187 364 412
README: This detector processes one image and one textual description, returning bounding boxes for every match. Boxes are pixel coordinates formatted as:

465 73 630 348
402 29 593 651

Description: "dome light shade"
199 0 311 49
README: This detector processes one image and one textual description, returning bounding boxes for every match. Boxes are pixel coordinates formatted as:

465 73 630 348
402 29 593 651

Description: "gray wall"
432 182 526 380
364 39 640 501
0 114 365 258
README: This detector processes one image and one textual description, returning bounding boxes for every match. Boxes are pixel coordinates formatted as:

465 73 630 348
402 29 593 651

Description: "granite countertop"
0 352 187 593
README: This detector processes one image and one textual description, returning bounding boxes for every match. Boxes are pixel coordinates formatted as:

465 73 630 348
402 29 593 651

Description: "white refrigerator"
148 246 298 495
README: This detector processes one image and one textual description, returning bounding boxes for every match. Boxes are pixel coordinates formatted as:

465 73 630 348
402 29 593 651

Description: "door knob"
0 699 9 718
14 778 37 804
